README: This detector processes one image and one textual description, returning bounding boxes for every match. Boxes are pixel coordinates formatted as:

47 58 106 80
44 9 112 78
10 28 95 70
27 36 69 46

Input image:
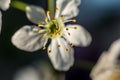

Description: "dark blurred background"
0 0 120 80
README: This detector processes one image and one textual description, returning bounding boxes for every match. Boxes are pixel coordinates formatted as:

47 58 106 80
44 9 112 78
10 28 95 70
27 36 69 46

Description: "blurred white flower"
13 61 65 80
0 0 11 33
12 0 92 71
90 39 120 80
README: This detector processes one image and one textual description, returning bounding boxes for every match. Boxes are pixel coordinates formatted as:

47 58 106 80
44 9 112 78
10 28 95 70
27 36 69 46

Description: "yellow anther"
42 34 46 38
66 28 69 31
61 15 65 18
72 19 76 22
48 29 51 33
37 23 41 27
74 26 77 29
56 26 59 29
45 18 48 21
37 30 41 33
58 33 61 35
70 43 74 47
66 48 69 52
56 8 59 11
52 19 56 22
68 32 71 35
49 50 52 53
47 10 50 14
58 45 61 48
42 46 46 50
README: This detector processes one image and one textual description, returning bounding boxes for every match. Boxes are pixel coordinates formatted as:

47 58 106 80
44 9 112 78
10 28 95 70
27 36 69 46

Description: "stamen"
46 10 51 20
37 30 41 33
49 50 52 53
42 38 48 50
66 28 69 31
42 46 46 50
66 48 69 52
37 23 41 27
45 18 49 23
74 26 77 29
72 19 76 22
47 10 50 14
61 15 65 19
48 29 51 33
56 26 59 30
68 32 71 35
56 8 59 11
37 23 45 27
64 19 77 23
52 19 56 22
70 43 74 47
58 44 61 48
42 34 47 38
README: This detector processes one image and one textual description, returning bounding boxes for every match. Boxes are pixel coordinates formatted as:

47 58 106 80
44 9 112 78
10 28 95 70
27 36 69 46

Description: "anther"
56 8 59 11
37 30 41 33
58 45 61 48
68 32 71 35
66 48 69 52
52 19 56 22
56 26 59 29
49 50 52 53
48 29 51 33
72 19 76 22
66 28 69 31
42 34 46 38
61 15 65 19
42 46 46 50
74 26 77 29
37 23 41 27
47 10 50 14
70 43 74 47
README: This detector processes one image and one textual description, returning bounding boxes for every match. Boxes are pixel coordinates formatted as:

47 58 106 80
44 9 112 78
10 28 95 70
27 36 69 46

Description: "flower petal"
47 38 74 71
11 25 47 52
26 5 46 24
0 0 10 10
90 39 120 80
63 24 92 47
55 0 81 20
0 11 2 34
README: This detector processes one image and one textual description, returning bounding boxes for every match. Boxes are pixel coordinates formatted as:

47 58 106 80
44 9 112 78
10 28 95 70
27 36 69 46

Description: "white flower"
0 0 11 33
12 0 92 71
90 39 120 80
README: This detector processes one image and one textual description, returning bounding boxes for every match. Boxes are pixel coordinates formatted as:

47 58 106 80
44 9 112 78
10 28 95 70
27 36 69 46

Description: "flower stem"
11 0 28 12
47 0 55 19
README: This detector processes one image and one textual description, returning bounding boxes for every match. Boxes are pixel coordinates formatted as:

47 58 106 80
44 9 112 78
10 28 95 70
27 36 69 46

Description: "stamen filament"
46 10 51 21
64 19 76 23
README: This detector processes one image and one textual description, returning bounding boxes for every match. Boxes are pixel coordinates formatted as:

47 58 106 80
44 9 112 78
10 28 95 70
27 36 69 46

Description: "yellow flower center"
45 18 64 38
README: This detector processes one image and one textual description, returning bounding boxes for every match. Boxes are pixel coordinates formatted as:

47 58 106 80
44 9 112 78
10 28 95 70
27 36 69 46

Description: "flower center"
45 18 64 38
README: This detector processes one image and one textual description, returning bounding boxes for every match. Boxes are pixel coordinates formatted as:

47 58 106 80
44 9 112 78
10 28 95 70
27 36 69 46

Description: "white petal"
108 39 120 62
0 0 10 10
14 67 40 80
47 38 74 71
11 25 47 52
55 0 81 20
63 24 92 47
26 5 46 24
0 11 2 34
90 39 120 80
